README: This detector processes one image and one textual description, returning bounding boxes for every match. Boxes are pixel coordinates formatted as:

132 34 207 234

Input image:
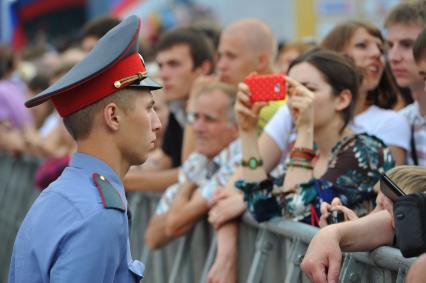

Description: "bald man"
183 19 280 161
206 19 281 283
217 18 277 85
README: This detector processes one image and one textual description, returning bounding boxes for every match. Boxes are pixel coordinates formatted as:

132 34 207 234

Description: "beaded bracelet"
289 147 317 161
286 158 314 170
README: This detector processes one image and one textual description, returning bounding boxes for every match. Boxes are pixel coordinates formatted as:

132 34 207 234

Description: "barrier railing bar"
241 213 415 272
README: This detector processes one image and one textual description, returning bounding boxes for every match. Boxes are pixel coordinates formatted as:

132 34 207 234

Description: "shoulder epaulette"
92 173 125 212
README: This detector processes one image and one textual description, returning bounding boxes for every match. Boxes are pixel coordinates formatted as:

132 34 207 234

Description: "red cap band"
52 52 145 117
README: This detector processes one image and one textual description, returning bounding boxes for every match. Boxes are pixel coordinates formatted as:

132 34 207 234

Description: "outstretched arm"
166 181 209 237
301 210 394 283
124 168 179 192
145 213 172 249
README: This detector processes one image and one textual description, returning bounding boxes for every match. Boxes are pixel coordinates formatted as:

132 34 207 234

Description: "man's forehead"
386 23 423 41
156 44 191 60
194 92 228 110
219 33 247 51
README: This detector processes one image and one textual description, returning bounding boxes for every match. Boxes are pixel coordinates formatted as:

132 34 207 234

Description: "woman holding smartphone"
234 49 394 223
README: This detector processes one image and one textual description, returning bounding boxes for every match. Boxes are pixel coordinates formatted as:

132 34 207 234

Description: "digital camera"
326 209 345 225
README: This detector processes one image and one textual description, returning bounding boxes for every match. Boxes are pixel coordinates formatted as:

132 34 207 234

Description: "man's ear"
103 103 121 132
196 59 214 76
335 89 352 111
256 52 270 72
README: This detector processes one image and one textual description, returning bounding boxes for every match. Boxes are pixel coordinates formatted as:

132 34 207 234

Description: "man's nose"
191 117 206 133
152 111 162 132
158 66 170 80
388 46 401 62
217 57 227 71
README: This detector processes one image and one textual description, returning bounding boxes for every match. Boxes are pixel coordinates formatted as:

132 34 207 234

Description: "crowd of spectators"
3 1 426 282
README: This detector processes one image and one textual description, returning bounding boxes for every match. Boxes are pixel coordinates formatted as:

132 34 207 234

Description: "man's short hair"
384 1 426 28
63 89 138 140
81 16 121 40
154 27 215 72
414 28 426 63
194 82 237 123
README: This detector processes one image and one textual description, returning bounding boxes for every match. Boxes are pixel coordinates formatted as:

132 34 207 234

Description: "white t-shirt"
264 104 295 155
264 104 410 158
351 105 410 150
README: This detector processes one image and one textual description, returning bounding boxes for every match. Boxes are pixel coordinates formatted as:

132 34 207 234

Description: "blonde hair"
374 166 426 194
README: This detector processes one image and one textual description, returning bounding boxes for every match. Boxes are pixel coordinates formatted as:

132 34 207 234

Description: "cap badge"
114 71 148 89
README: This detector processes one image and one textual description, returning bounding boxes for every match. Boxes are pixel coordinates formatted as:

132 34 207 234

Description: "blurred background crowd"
2 0 426 282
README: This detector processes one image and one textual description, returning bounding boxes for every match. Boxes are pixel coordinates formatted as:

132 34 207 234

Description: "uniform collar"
70 152 127 207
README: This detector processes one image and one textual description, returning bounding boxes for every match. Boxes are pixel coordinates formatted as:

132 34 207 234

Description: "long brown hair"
321 20 399 109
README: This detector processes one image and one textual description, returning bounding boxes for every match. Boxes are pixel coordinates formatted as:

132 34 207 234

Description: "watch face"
248 158 258 169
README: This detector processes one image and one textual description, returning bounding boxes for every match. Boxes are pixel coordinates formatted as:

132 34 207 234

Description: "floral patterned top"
156 139 242 214
238 133 395 225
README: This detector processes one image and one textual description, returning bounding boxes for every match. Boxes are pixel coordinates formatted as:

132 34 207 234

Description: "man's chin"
195 148 220 160
129 154 148 167
219 75 234 84
395 79 412 89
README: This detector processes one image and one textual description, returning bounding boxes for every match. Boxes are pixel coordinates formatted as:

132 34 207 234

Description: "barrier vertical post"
199 234 217 283
246 229 275 283
284 238 307 283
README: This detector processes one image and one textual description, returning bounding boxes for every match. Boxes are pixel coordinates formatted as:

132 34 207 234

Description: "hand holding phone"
326 209 345 225
243 74 286 102
380 173 406 202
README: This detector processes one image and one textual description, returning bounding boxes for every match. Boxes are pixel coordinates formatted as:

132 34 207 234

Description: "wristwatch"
241 157 263 170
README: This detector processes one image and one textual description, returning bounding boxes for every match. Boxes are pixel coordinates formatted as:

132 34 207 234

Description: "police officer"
8 16 161 282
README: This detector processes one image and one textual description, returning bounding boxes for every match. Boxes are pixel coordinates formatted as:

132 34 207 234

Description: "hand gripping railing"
238 213 415 283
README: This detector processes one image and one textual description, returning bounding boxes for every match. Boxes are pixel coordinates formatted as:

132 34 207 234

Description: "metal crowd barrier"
0 153 41 282
0 154 416 283
129 192 416 283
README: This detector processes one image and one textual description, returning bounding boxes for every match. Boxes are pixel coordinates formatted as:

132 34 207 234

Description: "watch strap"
241 157 263 170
